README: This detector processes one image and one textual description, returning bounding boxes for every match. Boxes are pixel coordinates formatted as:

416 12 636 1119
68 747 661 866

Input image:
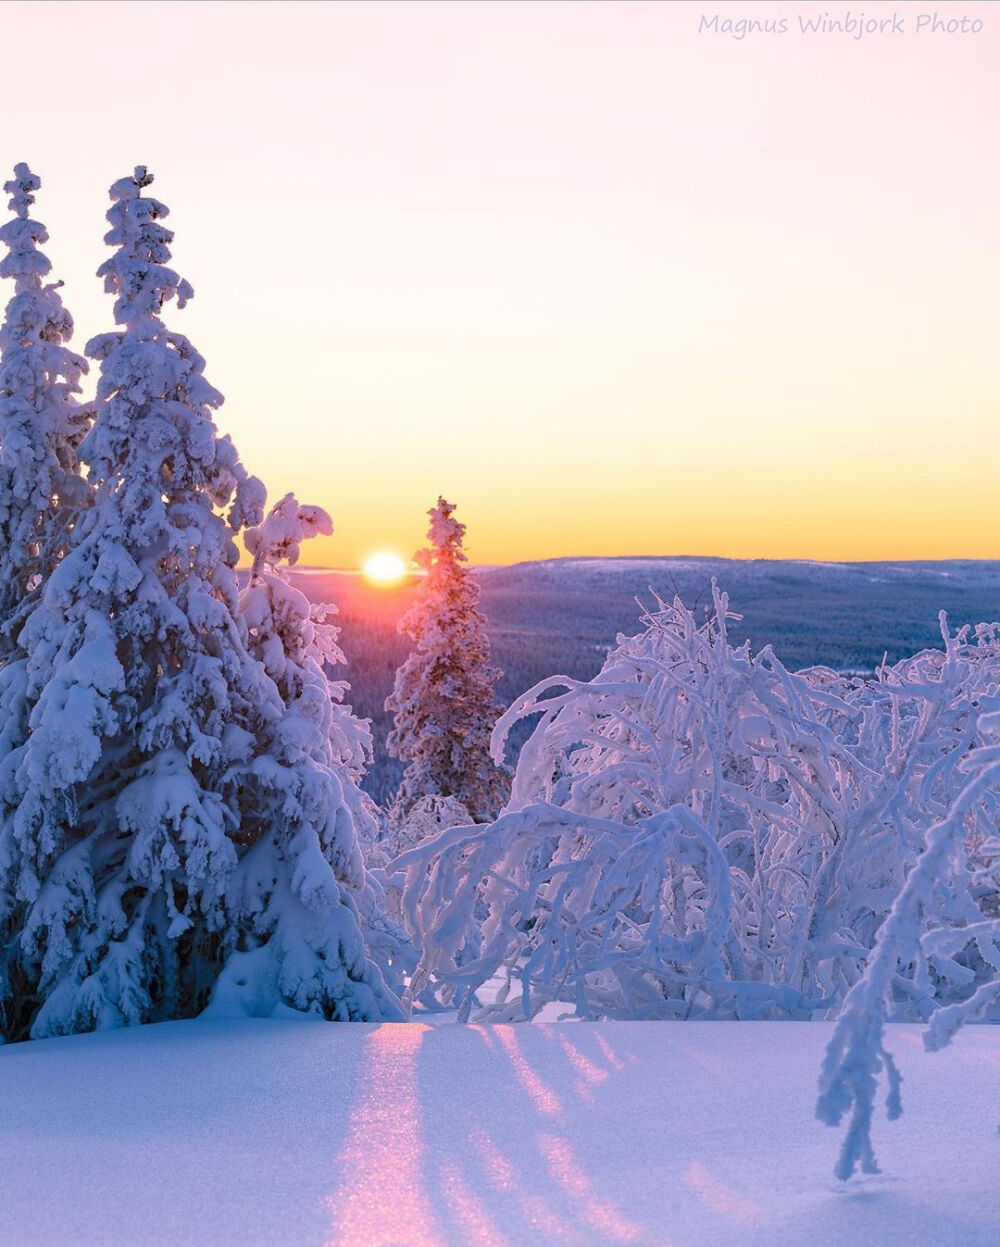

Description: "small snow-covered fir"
385 497 509 838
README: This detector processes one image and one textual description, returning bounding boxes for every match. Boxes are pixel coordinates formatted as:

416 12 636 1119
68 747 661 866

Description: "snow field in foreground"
1 1019 997 1247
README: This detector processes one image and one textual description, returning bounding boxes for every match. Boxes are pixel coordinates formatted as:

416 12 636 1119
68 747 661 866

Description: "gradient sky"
2 0 998 567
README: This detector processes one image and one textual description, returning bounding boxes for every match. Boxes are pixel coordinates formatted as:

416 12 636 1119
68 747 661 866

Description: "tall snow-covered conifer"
0 169 396 1041
0 164 92 650
0 165 93 1032
385 497 509 828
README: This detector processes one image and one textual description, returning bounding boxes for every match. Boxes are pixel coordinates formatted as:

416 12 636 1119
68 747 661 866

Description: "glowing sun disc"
362 552 407 586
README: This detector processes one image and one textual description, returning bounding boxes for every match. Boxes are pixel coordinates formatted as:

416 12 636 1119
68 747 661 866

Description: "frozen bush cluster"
396 588 1000 1170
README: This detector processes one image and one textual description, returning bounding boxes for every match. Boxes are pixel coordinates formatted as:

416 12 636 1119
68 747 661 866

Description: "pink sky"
3 0 998 565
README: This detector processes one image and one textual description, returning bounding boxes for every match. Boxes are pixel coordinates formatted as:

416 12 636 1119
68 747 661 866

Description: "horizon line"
278 553 1000 574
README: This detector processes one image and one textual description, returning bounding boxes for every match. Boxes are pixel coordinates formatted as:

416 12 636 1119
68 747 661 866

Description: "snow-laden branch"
816 710 1000 1179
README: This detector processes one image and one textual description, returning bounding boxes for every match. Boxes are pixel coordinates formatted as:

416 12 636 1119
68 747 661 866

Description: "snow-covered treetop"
0 163 80 372
97 166 192 335
0 164 49 282
420 496 466 569
82 167 265 537
4 163 40 215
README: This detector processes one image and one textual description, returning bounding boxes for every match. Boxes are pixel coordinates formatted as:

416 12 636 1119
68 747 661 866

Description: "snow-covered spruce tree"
0 166 268 1042
385 497 509 838
0 164 92 650
0 169 396 1042
206 494 406 1015
0 164 94 1029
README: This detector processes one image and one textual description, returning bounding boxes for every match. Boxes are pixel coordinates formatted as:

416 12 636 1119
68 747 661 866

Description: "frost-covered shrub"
385 497 509 826
373 792 473 958
381 793 474 867
397 589 1000 1027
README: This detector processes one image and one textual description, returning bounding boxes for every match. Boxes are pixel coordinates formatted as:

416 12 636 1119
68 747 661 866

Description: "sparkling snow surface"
2 1020 997 1246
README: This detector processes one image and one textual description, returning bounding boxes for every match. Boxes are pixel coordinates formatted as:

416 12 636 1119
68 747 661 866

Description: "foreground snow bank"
1 1019 997 1246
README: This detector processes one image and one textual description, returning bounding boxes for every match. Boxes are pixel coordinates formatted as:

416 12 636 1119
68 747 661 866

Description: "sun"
361 551 408 587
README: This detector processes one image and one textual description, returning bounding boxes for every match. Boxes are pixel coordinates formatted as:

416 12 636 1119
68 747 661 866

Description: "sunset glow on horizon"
4 0 998 567
361 551 409 586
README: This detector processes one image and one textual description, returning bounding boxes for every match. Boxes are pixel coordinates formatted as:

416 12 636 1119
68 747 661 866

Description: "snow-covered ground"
2 1019 997 1246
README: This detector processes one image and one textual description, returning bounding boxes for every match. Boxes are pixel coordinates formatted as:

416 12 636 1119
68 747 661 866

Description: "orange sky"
3 0 998 567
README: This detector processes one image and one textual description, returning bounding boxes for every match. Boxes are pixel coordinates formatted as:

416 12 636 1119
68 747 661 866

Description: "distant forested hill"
291 558 1000 804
